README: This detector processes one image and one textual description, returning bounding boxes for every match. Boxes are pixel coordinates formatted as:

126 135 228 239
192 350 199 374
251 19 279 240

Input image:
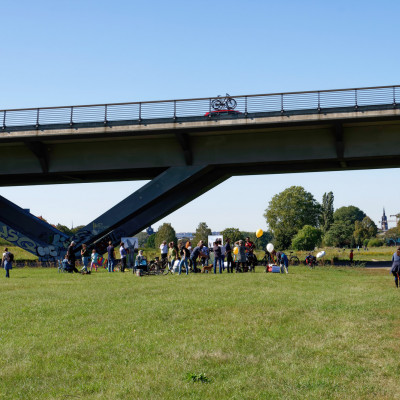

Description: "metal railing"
1 85 399 130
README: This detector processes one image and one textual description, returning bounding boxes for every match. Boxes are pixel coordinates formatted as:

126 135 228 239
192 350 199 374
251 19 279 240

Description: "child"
91 248 99 272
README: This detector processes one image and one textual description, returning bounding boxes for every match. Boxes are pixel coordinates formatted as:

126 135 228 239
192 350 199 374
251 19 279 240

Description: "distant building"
381 208 388 231
176 232 194 240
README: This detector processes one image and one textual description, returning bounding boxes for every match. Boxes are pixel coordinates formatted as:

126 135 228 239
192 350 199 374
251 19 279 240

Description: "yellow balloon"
233 246 239 255
256 229 263 238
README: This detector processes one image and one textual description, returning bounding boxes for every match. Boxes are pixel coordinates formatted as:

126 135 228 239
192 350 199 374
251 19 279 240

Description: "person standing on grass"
178 243 190 275
213 239 223 274
2 247 12 278
67 241 77 271
201 242 210 269
91 249 99 272
234 240 247 272
80 243 90 273
119 242 127 272
168 242 178 271
390 247 400 288
225 238 234 273
107 241 115 272
160 241 168 264
349 249 354 264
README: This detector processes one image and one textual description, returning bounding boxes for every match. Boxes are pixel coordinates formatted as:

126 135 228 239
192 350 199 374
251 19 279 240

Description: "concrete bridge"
1 85 399 259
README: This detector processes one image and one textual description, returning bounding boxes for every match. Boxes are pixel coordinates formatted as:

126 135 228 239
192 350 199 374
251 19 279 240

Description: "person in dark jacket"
190 244 204 273
390 247 400 288
67 241 77 270
225 238 234 273
213 239 223 274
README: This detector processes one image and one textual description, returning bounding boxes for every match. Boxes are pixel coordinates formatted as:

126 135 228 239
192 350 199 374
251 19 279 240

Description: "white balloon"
316 251 326 259
266 243 274 252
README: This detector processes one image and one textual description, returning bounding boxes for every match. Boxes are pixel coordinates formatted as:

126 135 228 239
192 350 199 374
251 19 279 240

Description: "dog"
201 264 213 273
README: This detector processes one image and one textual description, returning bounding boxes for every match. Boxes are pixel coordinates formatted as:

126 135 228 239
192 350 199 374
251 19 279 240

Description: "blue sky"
1 0 399 232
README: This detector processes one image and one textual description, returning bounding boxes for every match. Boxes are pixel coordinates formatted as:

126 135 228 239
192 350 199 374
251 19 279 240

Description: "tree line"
127 186 400 252
264 186 399 250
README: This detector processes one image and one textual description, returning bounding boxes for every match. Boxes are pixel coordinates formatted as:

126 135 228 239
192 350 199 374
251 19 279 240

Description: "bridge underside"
0 107 399 259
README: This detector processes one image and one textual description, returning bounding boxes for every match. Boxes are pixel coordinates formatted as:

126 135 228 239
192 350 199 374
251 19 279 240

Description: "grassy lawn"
1 266 399 399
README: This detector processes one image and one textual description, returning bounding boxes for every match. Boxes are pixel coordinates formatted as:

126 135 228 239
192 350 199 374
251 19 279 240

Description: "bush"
368 238 384 247
291 225 322 251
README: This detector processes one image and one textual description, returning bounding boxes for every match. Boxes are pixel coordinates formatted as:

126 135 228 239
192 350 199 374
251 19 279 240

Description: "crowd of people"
159 237 284 275
4 240 400 285
61 240 130 274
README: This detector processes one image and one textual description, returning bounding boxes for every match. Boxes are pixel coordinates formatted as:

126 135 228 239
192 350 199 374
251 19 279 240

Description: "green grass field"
1 266 399 400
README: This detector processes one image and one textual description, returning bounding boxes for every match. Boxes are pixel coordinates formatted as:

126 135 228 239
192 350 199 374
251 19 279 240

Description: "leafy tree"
221 227 242 244
291 225 322 251
136 231 149 247
71 225 85 234
264 186 321 249
353 216 378 245
56 224 73 236
320 192 334 233
324 220 354 247
155 223 177 249
146 233 156 248
255 230 274 250
368 238 384 247
241 230 274 250
333 206 366 225
385 227 400 240
192 222 212 246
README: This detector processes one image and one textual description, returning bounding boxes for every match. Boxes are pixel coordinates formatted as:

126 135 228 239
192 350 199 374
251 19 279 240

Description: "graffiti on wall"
0 222 70 261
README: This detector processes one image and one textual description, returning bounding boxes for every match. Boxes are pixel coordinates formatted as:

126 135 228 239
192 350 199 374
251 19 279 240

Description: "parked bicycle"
288 251 300 266
147 256 169 275
211 93 237 110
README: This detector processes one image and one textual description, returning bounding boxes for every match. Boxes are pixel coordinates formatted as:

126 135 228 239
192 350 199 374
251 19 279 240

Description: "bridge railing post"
138 103 142 123
245 96 248 117
70 107 74 126
104 105 108 125
317 91 321 112
2 110 6 130
36 109 40 128
354 89 358 110
393 86 397 107
280 93 284 114
173 100 177 120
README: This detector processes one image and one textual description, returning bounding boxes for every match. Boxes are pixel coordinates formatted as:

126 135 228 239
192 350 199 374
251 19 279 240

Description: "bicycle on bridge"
211 93 237 110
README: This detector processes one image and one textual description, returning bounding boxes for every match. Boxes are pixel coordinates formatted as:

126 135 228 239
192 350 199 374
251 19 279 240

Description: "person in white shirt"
119 242 127 272
2 247 12 278
159 241 168 263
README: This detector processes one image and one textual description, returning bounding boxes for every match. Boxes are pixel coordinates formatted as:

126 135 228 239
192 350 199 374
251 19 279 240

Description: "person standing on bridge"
107 241 115 272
